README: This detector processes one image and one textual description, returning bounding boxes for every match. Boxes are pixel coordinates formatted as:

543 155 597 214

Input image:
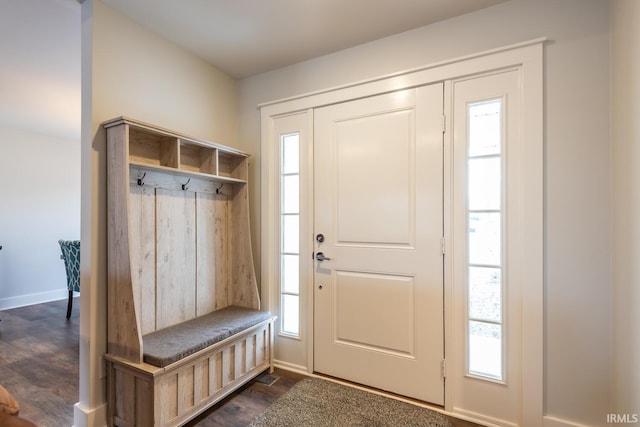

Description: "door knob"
315 252 332 261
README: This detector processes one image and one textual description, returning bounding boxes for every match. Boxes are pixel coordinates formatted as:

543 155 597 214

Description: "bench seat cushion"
143 306 273 367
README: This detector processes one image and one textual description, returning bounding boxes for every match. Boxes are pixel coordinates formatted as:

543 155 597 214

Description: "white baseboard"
544 415 592 427
449 407 516 427
73 401 107 427
273 359 310 375
0 288 73 310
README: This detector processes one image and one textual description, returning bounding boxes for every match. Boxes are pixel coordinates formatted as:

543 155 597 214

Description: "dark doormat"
250 377 451 426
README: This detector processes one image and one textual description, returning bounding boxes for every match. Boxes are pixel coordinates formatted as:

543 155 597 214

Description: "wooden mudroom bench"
104 117 275 427
104 311 275 427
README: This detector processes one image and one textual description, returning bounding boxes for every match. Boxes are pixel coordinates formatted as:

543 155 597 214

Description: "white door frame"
260 38 544 426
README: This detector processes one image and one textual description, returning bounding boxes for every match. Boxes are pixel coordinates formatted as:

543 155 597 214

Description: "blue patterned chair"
58 240 80 319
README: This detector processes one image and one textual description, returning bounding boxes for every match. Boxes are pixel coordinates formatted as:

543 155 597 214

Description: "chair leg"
66 290 73 319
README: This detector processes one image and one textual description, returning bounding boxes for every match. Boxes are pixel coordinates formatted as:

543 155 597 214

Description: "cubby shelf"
103 116 249 185
129 161 247 185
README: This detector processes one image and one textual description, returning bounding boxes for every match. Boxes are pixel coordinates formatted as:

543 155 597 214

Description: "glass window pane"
468 157 501 211
282 294 300 335
469 100 501 157
282 215 299 253
282 254 299 294
282 134 299 174
280 132 301 337
282 174 299 214
469 321 502 380
468 212 501 266
469 267 501 322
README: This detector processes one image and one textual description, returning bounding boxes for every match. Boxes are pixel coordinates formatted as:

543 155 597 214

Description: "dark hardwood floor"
0 298 80 426
184 370 306 427
0 298 306 427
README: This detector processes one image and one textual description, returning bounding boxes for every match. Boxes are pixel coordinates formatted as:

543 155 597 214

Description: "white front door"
313 84 444 404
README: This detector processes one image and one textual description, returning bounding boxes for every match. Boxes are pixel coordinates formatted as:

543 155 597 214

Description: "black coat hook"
137 172 146 186
216 183 224 195
182 178 191 191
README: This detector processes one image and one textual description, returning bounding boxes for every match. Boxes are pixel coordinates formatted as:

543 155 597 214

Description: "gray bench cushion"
143 306 273 367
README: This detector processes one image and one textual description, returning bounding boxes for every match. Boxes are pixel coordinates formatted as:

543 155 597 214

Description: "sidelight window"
466 99 504 381
280 132 300 336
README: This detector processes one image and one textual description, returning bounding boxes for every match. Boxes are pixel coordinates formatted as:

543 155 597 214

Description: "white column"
75 1 108 425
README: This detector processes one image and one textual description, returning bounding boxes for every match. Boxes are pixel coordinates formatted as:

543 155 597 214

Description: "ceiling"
102 0 507 79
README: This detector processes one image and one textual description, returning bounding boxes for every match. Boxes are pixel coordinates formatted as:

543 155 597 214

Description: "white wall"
0 0 81 141
0 126 80 308
611 0 640 419
238 0 611 425
77 1 240 424
0 0 81 309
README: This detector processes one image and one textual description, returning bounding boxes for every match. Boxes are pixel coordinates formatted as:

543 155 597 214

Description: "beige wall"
91 3 237 143
611 0 640 418
238 0 611 425
77 1 239 424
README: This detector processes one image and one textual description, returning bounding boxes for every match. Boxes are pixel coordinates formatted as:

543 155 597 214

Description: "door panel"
334 271 415 355
335 109 414 246
314 84 444 404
